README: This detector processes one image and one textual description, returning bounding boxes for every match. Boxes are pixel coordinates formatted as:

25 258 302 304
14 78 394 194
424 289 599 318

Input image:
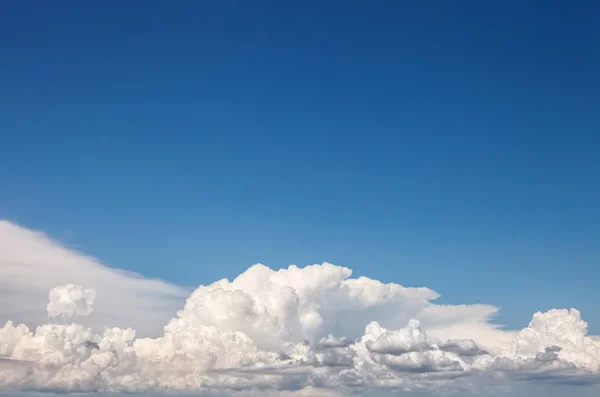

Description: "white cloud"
0 220 187 336
46 284 96 319
0 220 599 395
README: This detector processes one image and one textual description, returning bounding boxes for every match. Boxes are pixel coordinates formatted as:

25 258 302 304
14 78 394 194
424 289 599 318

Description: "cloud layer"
0 220 598 395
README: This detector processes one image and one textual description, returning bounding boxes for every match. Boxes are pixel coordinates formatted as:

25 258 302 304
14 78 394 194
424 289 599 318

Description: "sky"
0 1 599 396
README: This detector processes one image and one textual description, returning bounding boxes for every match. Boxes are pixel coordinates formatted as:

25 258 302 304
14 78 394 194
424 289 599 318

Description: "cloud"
0 220 187 336
319 335 353 348
0 220 599 395
440 339 489 356
46 284 96 319
365 319 433 355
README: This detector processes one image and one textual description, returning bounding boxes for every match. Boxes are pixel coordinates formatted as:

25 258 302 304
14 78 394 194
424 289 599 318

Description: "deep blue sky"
1 1 599 331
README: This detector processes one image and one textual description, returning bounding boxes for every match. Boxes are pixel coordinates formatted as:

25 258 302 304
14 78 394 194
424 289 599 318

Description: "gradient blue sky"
1 1 599 332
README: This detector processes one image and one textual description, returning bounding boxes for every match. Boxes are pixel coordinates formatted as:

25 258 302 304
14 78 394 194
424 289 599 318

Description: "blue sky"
1 0 599 333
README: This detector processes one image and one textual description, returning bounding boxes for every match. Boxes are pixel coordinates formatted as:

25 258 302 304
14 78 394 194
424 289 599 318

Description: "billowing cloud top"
46 284 96 319
0 220 599 395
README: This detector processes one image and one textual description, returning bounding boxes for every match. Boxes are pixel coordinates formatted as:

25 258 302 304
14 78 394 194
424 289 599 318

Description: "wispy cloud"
0 220 187 336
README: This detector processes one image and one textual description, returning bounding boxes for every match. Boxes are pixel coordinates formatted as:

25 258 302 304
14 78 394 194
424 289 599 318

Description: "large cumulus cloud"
0 221 598 395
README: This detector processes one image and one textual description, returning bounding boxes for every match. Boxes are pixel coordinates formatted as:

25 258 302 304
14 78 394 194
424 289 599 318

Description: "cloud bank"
0 220 598 395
